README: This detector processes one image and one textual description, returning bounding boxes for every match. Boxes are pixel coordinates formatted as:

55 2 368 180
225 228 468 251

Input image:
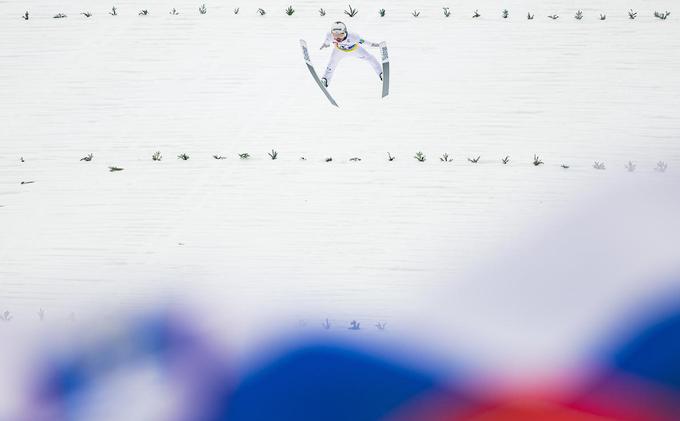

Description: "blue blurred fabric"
220 344 445 421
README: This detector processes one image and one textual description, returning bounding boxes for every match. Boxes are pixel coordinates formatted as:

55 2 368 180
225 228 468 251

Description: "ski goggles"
331 31 346 38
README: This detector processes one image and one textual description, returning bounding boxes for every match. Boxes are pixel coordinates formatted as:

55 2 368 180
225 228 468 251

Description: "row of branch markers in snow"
0 311 380 332
17 8 673 20
15 155 671 173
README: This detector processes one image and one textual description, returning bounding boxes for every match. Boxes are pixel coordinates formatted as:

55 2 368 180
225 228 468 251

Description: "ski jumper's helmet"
331 21 347 36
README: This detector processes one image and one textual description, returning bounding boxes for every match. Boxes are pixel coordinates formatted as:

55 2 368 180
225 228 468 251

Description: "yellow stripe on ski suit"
335 43 360 52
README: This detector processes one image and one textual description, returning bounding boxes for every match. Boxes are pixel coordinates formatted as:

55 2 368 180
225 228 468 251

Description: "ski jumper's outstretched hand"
320 42 330 50
357 38 380 48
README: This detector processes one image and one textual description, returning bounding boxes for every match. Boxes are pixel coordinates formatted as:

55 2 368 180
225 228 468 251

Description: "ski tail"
380 42 389 98
300 39 339 107
300 39 312 64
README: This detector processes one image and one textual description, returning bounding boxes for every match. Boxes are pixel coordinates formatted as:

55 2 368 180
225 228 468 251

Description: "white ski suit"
320 31 382 85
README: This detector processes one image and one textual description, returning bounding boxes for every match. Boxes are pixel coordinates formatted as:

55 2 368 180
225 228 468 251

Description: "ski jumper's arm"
320 33 332 49
354 33 380 48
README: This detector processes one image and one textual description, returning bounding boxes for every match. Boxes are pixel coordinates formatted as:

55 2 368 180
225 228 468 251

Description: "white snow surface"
1 0 680 393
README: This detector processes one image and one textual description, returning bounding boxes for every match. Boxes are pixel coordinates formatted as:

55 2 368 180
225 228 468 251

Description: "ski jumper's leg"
322 49 345 84
355 46 383 77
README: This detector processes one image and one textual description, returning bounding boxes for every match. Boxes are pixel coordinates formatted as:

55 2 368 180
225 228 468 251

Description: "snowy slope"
1 0 679 387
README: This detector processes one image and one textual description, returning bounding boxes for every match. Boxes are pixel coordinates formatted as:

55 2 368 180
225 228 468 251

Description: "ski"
380 42 390 98
300 39 339 107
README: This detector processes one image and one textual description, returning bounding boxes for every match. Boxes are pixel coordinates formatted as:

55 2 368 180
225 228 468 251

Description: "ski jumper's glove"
356 36 380 48
320 43 330 50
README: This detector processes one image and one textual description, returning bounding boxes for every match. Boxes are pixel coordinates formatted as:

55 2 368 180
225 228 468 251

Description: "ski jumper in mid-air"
319 21 383 87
